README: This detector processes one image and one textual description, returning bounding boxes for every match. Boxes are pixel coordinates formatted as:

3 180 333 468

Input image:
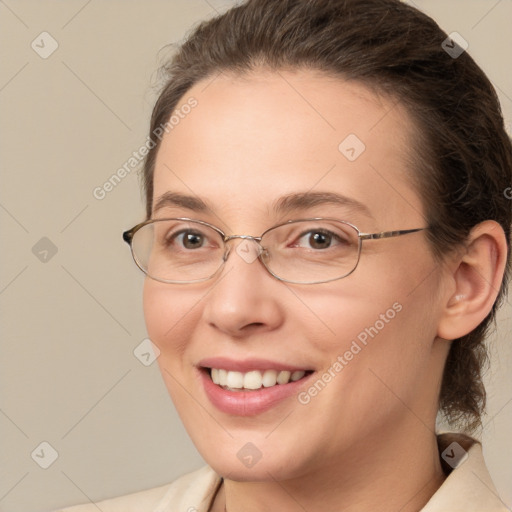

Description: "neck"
217 426 446 512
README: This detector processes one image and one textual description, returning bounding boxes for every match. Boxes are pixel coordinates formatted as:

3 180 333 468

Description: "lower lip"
199 369 314 416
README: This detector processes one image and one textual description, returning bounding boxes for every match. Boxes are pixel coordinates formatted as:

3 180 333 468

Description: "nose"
202 239 285 338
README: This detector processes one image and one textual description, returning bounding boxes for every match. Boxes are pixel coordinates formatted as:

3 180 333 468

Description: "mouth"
197 360 316 416
203 367 314 391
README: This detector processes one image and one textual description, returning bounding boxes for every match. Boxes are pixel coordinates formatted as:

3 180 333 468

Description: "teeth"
262 369 277 387
244 371 263 390
291 370 306 381
226 371 244 388
208 368 308 390
218 369 228 386
277 370 291 384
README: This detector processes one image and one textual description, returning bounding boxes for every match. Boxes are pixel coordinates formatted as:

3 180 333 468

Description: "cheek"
292 280 407 355
143 280 206 422
294 290 438 440
142 280 201 362
297 260 440 392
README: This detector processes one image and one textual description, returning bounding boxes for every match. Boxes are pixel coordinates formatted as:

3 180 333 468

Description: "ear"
437 220 508 341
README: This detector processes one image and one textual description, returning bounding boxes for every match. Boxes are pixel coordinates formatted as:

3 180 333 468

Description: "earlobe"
437 220 508 341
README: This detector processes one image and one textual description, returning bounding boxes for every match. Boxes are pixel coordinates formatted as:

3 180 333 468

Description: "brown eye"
169 230 207 249
182 232 204 249
296 229 345 250
308 231 332 249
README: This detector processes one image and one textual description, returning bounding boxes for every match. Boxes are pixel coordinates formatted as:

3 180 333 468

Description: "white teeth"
209 368 308 390
291 370 306 381
276 370 291 384
262 369 277 387
226 371 244 388
218 369 228 386
244 371 263 390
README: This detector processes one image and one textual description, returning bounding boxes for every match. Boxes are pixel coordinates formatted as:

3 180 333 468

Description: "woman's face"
144 69 450 480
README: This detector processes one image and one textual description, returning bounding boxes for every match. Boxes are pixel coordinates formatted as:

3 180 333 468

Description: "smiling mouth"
203 367 314 391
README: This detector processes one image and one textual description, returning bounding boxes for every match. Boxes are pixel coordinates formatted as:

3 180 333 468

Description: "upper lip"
198 357 313 373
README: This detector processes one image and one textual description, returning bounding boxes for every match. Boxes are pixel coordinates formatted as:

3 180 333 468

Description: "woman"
59 0 511 510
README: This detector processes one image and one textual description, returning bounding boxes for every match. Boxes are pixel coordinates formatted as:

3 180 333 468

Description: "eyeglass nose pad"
235 239 262 264
222 245 232 263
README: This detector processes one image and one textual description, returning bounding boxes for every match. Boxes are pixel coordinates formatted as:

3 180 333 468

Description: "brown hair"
141 0 512 432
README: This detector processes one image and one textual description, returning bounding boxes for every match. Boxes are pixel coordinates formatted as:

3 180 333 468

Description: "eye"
152 220 222 256
295 229 345 250
172 230 207 249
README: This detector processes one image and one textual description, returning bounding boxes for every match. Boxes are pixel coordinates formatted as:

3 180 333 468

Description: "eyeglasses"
122 217 427 285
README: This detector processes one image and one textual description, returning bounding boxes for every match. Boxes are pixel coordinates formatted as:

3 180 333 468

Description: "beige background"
0 1 511 511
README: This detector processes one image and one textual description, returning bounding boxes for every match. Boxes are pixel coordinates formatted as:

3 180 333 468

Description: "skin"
143 68 507 512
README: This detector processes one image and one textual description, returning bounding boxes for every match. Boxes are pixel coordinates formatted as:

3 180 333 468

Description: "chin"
205 454 302 482
188 431 310 482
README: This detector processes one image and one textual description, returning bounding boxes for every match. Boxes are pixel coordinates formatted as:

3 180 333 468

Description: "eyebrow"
272 191 374 219
152 190 373 219
153 192 211 214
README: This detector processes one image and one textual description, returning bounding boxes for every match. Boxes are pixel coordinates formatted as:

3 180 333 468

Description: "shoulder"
422 433 508 511
55 465 221 512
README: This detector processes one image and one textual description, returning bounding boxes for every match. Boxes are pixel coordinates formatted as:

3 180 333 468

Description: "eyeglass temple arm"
123 220 152 245
123 229 136 244
359 227 426 240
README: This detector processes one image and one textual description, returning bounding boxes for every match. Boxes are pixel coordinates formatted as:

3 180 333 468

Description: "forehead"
152 69 424 228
